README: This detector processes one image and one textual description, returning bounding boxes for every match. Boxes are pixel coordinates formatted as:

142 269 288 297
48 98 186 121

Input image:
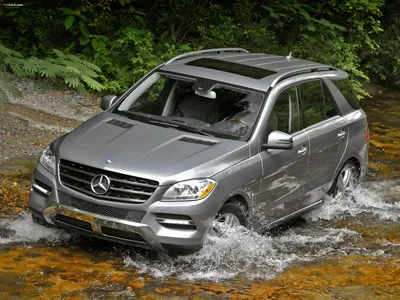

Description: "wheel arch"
224 194 249 212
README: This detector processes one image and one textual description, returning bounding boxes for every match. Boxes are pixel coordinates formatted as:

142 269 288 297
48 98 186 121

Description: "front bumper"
28 161 222 252
42 204 165 251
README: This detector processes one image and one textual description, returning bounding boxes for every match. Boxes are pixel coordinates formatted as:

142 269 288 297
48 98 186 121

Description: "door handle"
297 146 307 156
337 130 346 140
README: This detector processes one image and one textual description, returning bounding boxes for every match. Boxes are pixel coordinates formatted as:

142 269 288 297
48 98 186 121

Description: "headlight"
39 146 56 175
162 179 216 201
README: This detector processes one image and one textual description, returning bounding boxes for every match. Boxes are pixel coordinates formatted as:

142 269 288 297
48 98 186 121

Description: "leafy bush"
1 0 397 97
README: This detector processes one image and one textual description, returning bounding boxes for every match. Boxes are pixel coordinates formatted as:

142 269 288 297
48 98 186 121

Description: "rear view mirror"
99 95 118 111
195 90 217 99
263 131 293 150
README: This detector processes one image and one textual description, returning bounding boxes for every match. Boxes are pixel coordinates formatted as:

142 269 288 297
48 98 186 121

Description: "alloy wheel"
209 213 241 236
334 164 356 200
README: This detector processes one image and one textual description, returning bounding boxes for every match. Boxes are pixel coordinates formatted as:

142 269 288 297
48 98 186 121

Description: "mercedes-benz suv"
28 48 369 253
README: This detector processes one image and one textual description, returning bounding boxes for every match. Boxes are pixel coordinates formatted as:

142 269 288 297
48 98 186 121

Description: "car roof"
159 52 348 92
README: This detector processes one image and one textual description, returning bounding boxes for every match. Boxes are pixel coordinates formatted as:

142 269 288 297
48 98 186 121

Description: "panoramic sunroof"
186 58 275 79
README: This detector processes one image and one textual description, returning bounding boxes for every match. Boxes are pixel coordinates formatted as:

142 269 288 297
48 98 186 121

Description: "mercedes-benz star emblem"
91 174 111 195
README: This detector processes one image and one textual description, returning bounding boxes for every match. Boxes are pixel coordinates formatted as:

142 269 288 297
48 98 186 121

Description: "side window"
299 81 325 129
266 86 300 137
331 79 360 109
322 83 338 118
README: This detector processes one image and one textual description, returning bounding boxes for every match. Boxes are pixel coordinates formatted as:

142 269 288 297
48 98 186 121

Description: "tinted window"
267 86 300 136
130 77 169 115
322 83 338 118
299 81 325 128
115 74 264 141
332 79 360 109
187 58 276 79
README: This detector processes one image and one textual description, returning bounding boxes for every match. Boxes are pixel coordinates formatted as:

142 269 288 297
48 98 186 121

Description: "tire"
209 202 247 236
31 213 50 227
330 161 359 200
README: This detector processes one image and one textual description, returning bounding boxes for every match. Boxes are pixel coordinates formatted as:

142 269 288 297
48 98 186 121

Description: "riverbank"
0 77 100 165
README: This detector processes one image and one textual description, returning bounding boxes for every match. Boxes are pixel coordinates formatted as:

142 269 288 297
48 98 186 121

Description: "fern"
0 75 23 106
0 43 105 93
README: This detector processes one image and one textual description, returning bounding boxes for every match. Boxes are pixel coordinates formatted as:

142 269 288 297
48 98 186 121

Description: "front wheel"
330 161 359 200
209 202 247 236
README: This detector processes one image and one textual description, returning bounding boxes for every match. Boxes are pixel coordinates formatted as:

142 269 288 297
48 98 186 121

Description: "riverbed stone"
0 165 31 177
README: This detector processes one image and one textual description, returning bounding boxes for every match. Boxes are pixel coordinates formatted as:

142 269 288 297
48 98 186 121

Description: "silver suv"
29 48 369 253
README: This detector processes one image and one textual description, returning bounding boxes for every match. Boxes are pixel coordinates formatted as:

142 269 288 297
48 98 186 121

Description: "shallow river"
0 91 399 299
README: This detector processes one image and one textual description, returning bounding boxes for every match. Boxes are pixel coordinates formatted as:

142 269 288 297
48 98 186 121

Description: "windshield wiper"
148 120 214 137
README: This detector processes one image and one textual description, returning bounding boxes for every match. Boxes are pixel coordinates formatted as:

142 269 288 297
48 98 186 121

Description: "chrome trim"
43 204 165 252
61 183 147 203
165 48 249 65
109 187 152 196
58 159 158 204
32 183 51 196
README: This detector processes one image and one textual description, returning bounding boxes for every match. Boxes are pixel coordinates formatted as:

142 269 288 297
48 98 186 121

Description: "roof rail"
164 48 249 65
271 66 337 87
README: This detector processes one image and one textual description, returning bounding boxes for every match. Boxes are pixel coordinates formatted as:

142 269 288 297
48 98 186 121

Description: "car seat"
174 95 220 124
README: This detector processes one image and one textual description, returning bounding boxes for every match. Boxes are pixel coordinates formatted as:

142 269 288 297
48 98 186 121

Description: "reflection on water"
361 93 400 179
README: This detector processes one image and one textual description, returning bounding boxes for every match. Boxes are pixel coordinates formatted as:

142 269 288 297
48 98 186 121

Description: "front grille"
59 159 159 204
101 226 146 243
59 195 146 222
55 214 93 231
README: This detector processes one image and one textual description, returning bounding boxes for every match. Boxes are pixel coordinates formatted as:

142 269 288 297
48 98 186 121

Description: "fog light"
156 214 196 229
32 181 52 196
157 218 195 226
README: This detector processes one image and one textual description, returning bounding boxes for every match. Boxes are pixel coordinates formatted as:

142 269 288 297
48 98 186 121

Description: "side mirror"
263 131 293 150
99 95 118 111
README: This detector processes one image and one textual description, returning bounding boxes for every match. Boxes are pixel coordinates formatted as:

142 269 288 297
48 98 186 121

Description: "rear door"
298 80 348 203
258 86 310 226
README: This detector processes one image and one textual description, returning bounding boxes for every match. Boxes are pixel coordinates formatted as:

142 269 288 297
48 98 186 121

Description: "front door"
257 86 310 227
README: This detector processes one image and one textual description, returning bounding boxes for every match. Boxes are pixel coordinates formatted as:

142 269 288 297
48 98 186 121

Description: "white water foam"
306 180 400 222
124 181 400 281
0 212 70 245
0 181 397 281
124 225 361 281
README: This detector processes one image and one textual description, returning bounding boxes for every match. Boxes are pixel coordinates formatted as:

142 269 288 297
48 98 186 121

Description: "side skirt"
260 199 324 231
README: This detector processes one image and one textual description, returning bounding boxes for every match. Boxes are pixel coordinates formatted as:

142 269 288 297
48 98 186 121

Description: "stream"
0 89 399 299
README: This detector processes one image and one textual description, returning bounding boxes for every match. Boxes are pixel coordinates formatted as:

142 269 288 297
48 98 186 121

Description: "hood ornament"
286 52 293 62
106 159 113 164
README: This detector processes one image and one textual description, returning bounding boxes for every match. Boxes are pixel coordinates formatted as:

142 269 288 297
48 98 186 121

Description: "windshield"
114 73 264 141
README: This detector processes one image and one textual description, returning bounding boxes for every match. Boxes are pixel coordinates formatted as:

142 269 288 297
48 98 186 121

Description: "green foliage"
0 0 397 97
361 0 400 87
0 44 105 93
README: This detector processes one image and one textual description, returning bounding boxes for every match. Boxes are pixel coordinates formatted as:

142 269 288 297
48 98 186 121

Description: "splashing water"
0 180 398 281
306 180 400 222
123 180 400 281
0 212 70 245
123 225 362 281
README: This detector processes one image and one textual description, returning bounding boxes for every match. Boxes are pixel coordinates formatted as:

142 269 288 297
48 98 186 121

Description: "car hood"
57 113 249 185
